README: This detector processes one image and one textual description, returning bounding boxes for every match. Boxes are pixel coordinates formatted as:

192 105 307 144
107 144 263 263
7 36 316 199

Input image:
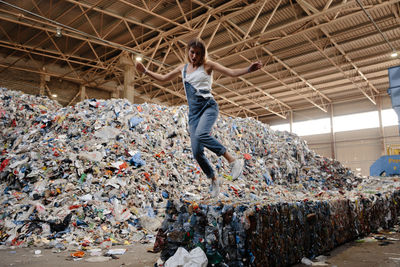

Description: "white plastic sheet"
164 247 208 267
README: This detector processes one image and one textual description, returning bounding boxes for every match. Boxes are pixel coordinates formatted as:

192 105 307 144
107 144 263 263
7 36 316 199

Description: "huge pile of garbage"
0 87 376 251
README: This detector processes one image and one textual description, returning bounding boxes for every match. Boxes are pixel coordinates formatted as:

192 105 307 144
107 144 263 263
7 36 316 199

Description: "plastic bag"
94 126 120 140
164 247 207 267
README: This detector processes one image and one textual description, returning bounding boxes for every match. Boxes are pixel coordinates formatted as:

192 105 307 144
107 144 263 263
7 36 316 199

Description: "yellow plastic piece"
387 144 400 155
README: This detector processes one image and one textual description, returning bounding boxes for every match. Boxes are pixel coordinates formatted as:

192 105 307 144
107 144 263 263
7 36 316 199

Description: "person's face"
188 46 203 66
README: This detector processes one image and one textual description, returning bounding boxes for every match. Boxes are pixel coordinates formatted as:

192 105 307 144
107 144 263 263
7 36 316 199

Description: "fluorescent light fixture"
52 94 58 98
135 56 142 62
391 51 398 58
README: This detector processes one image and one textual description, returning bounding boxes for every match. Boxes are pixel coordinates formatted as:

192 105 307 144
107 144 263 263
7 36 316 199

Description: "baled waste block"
155 190 400 266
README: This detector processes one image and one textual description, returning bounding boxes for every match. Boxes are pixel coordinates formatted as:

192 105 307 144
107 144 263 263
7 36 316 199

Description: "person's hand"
248 61 262 73
135 61 147 74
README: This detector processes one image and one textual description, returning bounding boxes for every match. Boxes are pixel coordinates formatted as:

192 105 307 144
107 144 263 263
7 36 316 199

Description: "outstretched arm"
207 61 262 77
136 62 183 82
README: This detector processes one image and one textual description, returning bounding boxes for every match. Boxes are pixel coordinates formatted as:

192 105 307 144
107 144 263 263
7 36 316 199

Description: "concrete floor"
294 231 400 267
0 243 160 267
1 232 400 266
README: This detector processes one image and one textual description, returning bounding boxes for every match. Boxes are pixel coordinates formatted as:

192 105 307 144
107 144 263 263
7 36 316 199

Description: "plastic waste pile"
1 87 399 265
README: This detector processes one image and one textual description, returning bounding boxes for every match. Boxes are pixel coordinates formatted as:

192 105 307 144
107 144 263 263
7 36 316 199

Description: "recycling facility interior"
1 66 398 177
1 0 400 266
1 1 400 176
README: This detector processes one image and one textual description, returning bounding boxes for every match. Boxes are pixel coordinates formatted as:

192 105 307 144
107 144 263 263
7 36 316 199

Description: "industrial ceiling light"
52 94 57 98
55 27 62 38
135 56 142 62
391 51 398 58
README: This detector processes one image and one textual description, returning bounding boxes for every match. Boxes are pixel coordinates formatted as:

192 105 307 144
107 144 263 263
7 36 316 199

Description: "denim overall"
183 64 226 178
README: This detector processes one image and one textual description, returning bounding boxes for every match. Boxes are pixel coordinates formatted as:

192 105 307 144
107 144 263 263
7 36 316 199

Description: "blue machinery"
370 145 400 176
388 65 400 131
370 66 400 176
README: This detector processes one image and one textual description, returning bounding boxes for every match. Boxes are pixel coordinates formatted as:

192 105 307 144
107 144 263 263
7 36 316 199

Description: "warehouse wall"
0 68 113 106
303 126 398 177
297 97 400 177
0 68 150 105
0 69 41 96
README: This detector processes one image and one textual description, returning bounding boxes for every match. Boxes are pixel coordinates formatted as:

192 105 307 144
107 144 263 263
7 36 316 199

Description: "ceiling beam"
296 0 378 105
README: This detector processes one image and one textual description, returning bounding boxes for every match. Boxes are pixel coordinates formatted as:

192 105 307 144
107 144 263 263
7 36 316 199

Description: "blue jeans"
185 81 226 178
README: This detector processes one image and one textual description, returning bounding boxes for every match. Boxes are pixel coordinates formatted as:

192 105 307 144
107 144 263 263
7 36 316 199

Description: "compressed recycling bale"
156 191 400 266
